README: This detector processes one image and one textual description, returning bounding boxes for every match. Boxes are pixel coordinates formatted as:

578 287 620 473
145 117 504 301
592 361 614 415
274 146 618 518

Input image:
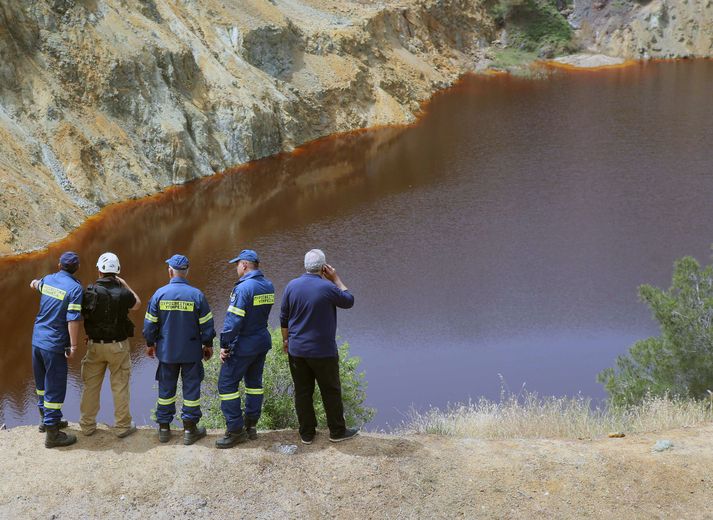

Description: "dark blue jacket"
280 273 354 358
143 277 215 363
220 270 275 356
32 270 83 353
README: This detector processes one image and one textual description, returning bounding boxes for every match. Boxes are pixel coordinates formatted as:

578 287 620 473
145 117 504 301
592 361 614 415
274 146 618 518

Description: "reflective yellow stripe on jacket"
198 312 213 325
227 306 245 317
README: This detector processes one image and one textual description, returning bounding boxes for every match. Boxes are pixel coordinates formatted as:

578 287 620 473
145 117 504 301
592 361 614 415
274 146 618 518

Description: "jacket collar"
58 269 80 283
169 277 189 285
237 269 263 284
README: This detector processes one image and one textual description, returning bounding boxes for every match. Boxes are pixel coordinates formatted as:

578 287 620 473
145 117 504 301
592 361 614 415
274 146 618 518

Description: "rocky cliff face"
3 0 713 256
0 0 495 255
572 0 713 59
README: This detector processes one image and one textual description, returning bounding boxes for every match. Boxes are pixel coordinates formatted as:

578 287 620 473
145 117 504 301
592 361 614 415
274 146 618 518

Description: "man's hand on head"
323 264 347 291
322 264 337 282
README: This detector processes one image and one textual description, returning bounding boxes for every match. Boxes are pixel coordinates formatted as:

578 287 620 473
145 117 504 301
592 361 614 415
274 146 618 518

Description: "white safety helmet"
97 252 121 274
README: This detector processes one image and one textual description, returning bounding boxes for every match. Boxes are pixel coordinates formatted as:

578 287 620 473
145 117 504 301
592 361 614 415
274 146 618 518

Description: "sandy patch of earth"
1 423 713 518
549 54 630 70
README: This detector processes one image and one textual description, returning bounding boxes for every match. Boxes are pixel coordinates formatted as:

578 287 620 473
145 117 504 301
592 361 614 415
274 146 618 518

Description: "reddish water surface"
2 60 713 428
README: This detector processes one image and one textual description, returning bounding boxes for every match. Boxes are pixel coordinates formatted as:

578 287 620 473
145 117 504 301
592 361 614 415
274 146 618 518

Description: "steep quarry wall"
3 0 713 256
572 0 713 59
0 0 495 255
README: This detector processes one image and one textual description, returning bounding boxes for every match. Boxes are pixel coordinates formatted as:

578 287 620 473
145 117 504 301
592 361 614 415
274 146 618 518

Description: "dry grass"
400 393 713 439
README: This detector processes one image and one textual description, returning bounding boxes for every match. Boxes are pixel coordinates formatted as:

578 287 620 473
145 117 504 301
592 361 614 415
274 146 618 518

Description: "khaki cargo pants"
79 339 132 436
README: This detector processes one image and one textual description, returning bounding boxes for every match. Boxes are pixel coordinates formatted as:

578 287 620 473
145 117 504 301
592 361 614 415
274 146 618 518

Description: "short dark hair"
62 264 79 274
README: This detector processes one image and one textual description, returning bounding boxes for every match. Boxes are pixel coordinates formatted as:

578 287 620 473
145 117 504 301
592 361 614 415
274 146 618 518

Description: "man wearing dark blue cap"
29 251 83 448
143 254 216 445
215 249 275 448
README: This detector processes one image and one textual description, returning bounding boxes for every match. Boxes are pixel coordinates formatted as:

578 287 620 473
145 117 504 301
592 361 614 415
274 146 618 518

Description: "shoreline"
0 56 699 262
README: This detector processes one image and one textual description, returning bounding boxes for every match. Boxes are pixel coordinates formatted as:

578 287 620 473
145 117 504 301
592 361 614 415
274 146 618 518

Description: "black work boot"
215 428 248 449
158 423 171 443
244 417 258 440
38 410 68 433
45 424 77 448
183 420 206 446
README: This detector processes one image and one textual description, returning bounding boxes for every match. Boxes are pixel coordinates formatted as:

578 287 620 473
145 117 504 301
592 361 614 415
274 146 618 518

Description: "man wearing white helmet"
79 252 141 438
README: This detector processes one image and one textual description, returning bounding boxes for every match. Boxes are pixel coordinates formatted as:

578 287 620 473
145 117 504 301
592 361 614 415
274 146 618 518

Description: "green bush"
490 0 575 56
197 329 375 430
599 252 713 407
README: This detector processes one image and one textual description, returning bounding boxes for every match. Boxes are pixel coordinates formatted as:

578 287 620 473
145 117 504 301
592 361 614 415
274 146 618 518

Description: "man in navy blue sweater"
280 249 357 444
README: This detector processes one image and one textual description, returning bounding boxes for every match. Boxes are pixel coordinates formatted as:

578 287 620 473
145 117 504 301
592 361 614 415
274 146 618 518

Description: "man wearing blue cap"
215 249 275 448
143 254 215 445
29 251 83 448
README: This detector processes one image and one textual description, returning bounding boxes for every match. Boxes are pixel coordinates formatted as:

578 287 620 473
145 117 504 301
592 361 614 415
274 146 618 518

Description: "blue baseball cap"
59 251 80 268
228 249 260 264
165 254 190 270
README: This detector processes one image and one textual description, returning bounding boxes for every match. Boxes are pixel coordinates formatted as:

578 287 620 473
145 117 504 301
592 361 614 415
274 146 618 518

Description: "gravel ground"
2 423 713 518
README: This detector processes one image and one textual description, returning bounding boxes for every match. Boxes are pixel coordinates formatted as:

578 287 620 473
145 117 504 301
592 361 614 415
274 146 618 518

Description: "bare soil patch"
1 423 713 518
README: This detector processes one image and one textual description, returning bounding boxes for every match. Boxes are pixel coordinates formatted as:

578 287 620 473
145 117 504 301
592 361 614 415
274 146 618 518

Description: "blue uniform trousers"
32 347 68 426
155 362 204 424
218 352 266 432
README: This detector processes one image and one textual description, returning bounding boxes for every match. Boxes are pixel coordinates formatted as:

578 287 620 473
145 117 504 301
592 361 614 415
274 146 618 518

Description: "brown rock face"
572 0 713 59
0 0 495 254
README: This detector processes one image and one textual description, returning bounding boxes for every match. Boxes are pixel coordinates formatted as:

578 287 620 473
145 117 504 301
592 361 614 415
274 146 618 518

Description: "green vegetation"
401 392 711 439
599 253 713 407
490 0 576 58
490 48 538 69
195 330 375 430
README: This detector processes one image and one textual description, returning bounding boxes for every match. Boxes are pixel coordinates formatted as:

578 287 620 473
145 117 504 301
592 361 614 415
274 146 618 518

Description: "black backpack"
83 283 134 339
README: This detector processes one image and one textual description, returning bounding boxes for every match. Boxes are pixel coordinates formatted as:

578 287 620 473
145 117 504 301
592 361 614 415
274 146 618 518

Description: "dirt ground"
1 423 712 519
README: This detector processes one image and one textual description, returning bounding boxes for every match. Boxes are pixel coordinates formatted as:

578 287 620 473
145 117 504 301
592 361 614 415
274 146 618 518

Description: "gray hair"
304 249 326 273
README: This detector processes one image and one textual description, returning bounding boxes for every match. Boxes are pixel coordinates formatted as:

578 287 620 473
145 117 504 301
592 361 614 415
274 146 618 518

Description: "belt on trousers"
90 339 124 344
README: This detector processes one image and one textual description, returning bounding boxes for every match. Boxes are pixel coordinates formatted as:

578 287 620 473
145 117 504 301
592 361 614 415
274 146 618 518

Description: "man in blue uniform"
29 251 83 448
215 249 275 449
143 254 215 445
